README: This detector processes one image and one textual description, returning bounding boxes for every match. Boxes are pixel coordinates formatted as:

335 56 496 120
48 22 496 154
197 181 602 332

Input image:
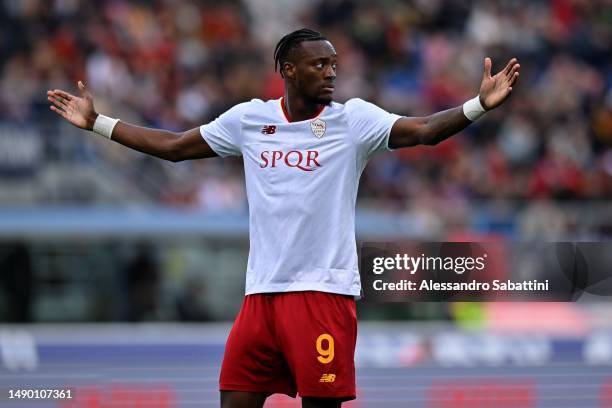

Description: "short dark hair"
274 28 327 77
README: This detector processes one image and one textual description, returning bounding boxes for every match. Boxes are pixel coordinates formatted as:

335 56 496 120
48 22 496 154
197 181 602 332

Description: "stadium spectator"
2 1 610 232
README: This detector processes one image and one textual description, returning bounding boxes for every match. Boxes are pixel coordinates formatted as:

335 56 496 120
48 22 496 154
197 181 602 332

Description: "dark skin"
46 40 519 157
280 41 339 121
47 40 519 408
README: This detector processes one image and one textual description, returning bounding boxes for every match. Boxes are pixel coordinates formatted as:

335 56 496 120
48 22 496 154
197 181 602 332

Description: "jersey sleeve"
199 102 251 157
345 98 402 158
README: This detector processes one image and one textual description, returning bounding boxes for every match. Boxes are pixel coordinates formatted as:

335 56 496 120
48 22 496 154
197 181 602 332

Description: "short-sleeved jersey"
200 97 401 296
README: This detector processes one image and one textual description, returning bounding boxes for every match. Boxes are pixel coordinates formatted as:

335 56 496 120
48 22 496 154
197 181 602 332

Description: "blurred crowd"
1 0 612 236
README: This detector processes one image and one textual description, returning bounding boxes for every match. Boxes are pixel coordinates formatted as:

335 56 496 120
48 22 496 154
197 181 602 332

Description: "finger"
47 98 66 109
506 72 518 88
507 63 520 78
509 71 519 86
48 89 74 101
77 80 91 98
503 58 517 75
48 95 69 110
50 105 68 118
483 57 492 79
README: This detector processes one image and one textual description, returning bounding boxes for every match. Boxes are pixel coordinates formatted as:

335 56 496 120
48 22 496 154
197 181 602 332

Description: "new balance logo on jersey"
261 125 276 135
260 150 321 172
319 374 336 383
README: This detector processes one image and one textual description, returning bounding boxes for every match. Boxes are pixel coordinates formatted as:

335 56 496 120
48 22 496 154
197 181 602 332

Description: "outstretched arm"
389 57 520 148
47 81 217 162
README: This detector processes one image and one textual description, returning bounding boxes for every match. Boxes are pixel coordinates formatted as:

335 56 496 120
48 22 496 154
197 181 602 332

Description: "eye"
332 63 338 70
315 62 324 69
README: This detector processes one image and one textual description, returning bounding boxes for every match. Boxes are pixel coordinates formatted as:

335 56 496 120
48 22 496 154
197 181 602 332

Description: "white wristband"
462 96 487 122
92 114 119 139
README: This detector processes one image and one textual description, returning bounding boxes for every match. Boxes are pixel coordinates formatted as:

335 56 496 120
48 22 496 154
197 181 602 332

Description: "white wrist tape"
92 114 119 139
462 96 487 121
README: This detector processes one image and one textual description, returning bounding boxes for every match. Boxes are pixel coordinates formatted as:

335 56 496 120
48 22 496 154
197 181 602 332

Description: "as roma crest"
310 118 326 138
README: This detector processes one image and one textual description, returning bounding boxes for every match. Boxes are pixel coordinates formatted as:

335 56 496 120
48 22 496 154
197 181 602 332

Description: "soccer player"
48 28 519 408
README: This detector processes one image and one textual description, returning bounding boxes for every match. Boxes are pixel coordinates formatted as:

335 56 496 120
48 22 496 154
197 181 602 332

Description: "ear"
282 61 296 79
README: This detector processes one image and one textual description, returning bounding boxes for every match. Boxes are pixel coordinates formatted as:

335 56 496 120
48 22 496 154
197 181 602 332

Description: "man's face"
283 40 337 105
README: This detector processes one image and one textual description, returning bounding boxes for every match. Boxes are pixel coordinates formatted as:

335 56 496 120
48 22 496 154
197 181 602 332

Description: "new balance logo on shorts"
319 374 336 383
261 125 276 135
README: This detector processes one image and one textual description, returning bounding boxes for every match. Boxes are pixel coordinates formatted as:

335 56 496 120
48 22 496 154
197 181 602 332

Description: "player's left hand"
478 57 520 110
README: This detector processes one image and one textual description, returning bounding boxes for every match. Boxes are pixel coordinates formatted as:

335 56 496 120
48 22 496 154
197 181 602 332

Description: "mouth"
321 85 335 93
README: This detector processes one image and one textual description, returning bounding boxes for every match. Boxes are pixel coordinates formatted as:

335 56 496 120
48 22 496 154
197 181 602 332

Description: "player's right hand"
47 81 98 130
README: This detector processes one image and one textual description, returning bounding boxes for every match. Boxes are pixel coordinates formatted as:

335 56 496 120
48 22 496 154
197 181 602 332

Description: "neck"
282 90 324 122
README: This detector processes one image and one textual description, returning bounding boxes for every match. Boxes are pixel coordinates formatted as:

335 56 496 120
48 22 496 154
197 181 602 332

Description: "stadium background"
1 0 612 406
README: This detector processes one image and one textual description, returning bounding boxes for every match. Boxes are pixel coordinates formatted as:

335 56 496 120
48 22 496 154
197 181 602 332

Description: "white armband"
462 96 487 122
92 114 119 139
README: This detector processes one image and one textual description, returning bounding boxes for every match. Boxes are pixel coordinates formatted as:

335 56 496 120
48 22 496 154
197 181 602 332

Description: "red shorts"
219 291 357 400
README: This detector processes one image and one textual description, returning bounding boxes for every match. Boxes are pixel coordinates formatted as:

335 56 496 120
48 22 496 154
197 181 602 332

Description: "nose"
324 64 336 80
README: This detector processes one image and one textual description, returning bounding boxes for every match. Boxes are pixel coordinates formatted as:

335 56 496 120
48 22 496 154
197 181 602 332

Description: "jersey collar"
279 97 326 123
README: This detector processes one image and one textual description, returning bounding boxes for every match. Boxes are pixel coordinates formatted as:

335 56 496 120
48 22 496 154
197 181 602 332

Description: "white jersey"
200 97 401 296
